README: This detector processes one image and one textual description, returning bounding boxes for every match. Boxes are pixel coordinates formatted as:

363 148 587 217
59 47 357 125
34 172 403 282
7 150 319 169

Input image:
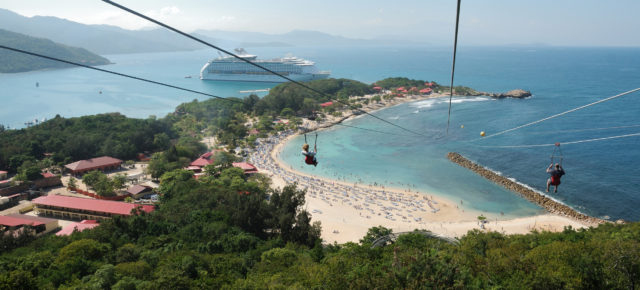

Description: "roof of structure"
0 214 56 227
32 195 154 216
126 185 151 195
56 220 100 236
65 156 123 172
232 162 259 173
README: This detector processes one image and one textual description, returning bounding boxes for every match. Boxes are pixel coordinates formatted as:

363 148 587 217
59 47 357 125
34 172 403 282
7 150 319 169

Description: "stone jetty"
447 152 607 225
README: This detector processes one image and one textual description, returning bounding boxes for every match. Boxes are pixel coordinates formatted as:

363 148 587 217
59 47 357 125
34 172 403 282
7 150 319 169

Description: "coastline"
249 93 602 244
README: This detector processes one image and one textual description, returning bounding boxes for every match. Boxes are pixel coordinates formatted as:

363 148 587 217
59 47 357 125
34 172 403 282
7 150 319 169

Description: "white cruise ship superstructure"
200 48 330 82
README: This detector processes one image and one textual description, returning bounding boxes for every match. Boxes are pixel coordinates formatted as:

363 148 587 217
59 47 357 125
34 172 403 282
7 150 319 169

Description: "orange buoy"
480 131 486 137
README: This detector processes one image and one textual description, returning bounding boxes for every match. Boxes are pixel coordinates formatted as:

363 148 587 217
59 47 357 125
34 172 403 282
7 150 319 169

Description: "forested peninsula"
0 29 110 73
1 78 638 289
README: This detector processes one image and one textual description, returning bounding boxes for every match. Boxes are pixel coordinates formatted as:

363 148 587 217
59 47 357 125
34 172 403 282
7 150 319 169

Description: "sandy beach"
247 93 600 244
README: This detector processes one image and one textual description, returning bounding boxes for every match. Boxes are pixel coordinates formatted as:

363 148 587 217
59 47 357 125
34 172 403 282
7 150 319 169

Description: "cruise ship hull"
200 71 330 83
199 49 330 83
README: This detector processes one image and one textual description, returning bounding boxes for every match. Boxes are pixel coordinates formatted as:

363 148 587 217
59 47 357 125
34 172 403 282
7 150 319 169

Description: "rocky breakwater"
447 152 607 225
482 89 532 99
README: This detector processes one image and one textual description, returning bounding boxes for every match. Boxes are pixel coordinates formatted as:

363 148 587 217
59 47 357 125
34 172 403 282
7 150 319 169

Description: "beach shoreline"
249 93 602 244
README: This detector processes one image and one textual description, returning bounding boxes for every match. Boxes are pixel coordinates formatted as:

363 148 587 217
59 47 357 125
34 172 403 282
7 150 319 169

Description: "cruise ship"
200 48 330 82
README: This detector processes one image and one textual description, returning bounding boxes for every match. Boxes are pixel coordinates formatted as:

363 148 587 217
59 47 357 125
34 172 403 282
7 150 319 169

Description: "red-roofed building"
137 153 151 162
320 101 333 107
0 214 58 235
425 82 434 87
34 171 62 189
248 128 260 135
419 88 433 94
126 185 152 199
373 86 382 91
41 172 55 178
56 220 100 236
65 156 123 176
190 151 219 168
33 195 154 221
0 171 7 180
232 162 259 174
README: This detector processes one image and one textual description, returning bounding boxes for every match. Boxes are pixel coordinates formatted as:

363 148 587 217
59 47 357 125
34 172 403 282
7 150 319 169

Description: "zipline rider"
546 163 565 193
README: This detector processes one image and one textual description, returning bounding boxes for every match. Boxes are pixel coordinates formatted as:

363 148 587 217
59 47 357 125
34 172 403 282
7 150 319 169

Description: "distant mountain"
0 29 110 73
0 8 424 55
194 29 394 47
0 8 208 55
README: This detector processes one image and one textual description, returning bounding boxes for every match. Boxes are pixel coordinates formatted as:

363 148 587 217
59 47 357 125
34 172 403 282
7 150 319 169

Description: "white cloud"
159 6 181 16
217 16 236 23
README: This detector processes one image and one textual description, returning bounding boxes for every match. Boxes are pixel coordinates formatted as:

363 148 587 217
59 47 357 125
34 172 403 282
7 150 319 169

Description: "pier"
447 152 607 225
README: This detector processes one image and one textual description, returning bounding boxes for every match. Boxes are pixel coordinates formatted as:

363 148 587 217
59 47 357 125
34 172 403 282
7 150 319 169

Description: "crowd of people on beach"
246 130 442 225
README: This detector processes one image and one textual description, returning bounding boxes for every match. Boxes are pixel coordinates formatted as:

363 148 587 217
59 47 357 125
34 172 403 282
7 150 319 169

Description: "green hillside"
0 29 110 73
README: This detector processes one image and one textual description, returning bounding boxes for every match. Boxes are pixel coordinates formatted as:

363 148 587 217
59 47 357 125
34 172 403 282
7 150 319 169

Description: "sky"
1 0 639 46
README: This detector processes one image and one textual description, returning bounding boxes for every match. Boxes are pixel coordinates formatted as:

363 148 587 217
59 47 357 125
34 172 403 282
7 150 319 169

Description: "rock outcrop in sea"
447 152 607 225
482 89 532 99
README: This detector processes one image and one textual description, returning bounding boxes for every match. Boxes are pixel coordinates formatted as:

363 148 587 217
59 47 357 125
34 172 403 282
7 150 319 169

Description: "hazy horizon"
1 0 639 47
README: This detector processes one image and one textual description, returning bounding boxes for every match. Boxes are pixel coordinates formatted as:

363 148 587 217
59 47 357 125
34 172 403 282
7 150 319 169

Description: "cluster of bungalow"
186 151 259 177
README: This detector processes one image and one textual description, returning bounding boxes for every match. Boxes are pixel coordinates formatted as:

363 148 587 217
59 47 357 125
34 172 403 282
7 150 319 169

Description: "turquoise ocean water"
1 46 639 220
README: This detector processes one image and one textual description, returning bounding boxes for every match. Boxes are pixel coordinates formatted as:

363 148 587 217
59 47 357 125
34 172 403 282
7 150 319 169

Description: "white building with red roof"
65 156 123 176
32 195 154 221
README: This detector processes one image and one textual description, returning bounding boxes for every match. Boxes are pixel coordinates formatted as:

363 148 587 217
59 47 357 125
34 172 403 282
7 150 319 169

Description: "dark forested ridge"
0 29 110 73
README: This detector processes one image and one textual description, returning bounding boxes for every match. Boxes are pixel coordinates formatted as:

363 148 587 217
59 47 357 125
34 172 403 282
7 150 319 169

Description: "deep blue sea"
1 45 639 220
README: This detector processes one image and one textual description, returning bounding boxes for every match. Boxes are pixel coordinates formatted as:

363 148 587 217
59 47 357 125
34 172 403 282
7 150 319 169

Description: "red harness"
304 155 315 165
550 175 561 186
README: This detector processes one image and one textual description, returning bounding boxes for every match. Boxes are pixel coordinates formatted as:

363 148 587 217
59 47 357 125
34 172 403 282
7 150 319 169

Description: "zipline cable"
523 124 640 135
479 87 640 140
102 0 429 138
0 45 245 104
0 45 412 137
446 0 462 135
335 123 417 137
475 132 640 148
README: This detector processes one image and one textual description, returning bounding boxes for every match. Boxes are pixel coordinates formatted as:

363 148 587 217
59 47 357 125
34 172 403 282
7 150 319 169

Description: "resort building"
190 151 218 168
125 184 152 199
0 214 59 236
65 156 123 176
232 162 259 174
32 195 154 221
